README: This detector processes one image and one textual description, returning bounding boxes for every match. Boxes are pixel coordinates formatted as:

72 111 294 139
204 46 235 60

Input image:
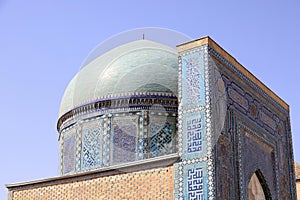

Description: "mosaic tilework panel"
148 115 177 158
220 73 285 136
175 162 207 200
81 119 103 171
102 117 110 167
149 123 173 157
208 47 289 115
62 128 76 174
210 52 297 199
216 135 235 199
182 110 206 160
10 166 174 200
60 111 177 174
112 116 138 164
238 127 277 199
177 45 214 200
181 51 205 110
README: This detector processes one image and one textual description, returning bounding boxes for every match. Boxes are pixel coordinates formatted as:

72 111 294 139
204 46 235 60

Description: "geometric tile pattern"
112 116 138 164
8 37 297 200
102 116 110 167
82 125 102 170
148 114 177 159
177 45 214 200
137 113 145 160
220 71 285 136
62 129 76 174
184 163 207 200
209 45 296 199
60 111 178 174
237 124 277 199
149 123 173 158
181 51 205 110
187 119 202 153
182 110 206 160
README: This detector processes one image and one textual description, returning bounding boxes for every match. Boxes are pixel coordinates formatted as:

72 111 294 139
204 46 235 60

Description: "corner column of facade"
175 38 215 200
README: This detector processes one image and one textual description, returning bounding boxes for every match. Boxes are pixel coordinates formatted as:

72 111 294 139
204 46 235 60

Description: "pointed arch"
248 170 272 200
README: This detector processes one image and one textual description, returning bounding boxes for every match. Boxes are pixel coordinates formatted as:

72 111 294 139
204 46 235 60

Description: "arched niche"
248 170 272 200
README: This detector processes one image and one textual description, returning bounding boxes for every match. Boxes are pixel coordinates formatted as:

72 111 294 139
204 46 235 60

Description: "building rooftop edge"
177 36 289 111
6 154 179 190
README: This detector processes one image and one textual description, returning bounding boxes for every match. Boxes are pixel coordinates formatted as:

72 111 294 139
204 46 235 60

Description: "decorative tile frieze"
208 47 288 114
81 119 104 171
175 161 208 200
184 163 207 200
59 109 177 174
62 132 76 174
181 49 206 110
177 44 214 200
182 110 206 160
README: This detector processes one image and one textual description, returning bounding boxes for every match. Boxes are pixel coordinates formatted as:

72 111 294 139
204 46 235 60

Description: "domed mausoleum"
6 30 297 200
58 39 179 174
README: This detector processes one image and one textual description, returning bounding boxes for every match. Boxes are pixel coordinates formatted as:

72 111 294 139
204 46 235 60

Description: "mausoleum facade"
6 30 297 200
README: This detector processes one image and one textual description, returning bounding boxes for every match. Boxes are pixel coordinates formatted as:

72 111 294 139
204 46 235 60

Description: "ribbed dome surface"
59 40 178 117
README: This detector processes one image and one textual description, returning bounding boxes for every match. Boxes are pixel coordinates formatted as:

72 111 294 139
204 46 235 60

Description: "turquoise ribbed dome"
59 40 178 117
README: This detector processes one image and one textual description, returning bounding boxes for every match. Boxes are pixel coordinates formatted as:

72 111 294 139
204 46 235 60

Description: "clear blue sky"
0 0 300 198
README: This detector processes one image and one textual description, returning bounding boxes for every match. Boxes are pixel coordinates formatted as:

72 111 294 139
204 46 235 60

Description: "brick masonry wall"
297 181 300 200
11 166 174 200
295 162 300 200
295 162 300 177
